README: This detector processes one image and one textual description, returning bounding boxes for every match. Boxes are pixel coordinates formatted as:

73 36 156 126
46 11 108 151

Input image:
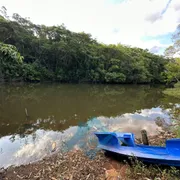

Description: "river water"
0 83 179 168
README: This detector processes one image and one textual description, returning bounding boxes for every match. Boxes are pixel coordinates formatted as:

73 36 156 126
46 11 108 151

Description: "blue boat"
95 132 180 167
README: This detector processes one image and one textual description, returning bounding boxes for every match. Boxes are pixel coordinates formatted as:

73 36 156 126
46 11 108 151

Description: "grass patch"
126 157 180 180
163 82 180 99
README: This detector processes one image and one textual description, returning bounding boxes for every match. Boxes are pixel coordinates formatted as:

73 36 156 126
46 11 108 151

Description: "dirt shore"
1 130 177 180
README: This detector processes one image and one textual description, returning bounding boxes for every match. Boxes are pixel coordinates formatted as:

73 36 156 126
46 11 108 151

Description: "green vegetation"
0 7 171 83
163 82 180 99
163 59 180 97
0 42 23 81
0 7 179 85
126 157 180 180
164 58 180 83
162 26 180 98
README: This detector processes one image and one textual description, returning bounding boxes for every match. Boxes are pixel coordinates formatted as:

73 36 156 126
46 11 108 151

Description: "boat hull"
95 132 180 167
99 144 180 167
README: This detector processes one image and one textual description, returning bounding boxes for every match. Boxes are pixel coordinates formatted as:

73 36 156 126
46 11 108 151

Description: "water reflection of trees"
0 83 179 138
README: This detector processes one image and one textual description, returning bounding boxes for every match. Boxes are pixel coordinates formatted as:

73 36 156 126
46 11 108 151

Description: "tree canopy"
165 25 180 58
164 25 180 83
0 42 23 81
164 58 180 83
0 7 172 84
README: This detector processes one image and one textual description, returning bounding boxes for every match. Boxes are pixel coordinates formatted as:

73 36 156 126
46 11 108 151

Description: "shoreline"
163 82 180 99
1 129 178 180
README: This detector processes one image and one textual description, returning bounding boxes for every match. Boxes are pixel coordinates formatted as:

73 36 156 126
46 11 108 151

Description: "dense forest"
0 7 179 84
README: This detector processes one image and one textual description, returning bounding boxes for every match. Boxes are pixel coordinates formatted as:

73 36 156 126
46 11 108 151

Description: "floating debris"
51 142 56 152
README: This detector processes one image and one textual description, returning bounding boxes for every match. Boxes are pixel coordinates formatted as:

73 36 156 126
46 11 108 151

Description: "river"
0 83 179 168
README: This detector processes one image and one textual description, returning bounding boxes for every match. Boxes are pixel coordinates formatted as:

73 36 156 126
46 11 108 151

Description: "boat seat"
115 133 136 147
95 132 136 148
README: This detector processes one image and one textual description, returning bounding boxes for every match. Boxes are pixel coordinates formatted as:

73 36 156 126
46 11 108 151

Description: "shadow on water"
0 83 179 168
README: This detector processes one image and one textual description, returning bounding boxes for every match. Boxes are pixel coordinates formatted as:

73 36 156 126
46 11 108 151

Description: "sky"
0 0 180 55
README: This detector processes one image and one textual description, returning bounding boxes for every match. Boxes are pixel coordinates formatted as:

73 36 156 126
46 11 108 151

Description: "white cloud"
144 7 180 36
0 0 180 52
173 51 180 58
